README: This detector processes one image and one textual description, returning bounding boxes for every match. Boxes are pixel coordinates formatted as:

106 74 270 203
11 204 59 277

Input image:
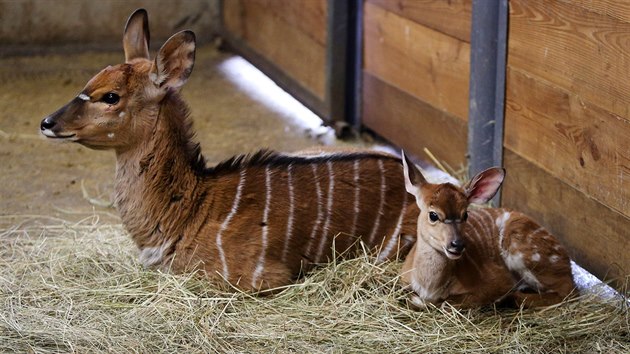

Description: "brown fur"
40 9 419 292
401 153 575 308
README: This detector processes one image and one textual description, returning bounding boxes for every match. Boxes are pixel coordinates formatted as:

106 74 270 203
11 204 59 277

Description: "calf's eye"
429 211 439 223
102 92 120 105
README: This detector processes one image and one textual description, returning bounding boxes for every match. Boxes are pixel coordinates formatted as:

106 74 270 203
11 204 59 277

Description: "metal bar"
326 0 350 124
468 0 509 205
349 0 364 129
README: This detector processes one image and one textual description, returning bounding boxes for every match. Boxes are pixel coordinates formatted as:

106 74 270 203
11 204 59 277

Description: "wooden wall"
223 0 327 105
503 0 629 287
361 0 472 169
220 0 628 288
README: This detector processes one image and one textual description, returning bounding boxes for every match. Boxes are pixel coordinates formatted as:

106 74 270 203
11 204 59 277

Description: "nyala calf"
400 152 575 308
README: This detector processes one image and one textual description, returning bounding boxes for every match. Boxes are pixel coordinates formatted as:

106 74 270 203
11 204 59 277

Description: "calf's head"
401 151 505 259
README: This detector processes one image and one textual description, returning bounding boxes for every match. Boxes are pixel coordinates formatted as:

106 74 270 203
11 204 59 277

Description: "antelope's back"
200 151 418 282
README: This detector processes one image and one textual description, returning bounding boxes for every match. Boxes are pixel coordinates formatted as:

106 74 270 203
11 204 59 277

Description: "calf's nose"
450 239 465 252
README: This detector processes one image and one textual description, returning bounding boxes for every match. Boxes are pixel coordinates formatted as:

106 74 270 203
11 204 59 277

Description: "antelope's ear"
123 9 150 62
150 30 196 90
464 167 505 204
401 150 427 198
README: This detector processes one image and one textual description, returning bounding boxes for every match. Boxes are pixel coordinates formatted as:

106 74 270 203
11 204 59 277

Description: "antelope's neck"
408 237 455 299
114 94 203 251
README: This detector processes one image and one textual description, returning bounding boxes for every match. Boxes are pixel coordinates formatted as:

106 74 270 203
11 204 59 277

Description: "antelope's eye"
462 211 469 221
102 92 120 105
429 211 439 223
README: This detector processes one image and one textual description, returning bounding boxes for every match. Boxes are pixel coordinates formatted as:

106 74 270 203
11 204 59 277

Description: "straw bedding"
1 215 628 353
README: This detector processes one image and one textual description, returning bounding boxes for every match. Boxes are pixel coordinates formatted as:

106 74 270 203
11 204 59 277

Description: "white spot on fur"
504 251 542 289
107 133 115 139
119 111 126 118
138 240 171 267
550 255 560 263
78 93 90 101
149 72 160 85
496 211 511 249
531 253 541 262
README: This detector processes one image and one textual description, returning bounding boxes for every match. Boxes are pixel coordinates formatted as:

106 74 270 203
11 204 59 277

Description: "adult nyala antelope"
400 152 575 308
39 9 419 292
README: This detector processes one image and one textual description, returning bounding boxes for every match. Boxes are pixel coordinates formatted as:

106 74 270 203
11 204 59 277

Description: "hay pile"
1 215 628 353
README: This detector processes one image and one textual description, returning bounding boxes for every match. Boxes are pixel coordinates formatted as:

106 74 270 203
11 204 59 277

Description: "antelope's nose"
40 117 56 131
450 239 465 253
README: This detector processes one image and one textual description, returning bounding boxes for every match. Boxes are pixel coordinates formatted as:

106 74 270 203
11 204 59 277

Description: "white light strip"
218 56 327 134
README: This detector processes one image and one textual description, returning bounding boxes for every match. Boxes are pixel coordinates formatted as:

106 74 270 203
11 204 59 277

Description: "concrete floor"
0 46 365 222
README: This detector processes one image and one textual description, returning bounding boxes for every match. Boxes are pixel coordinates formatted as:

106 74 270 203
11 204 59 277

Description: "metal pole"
468 0 509 205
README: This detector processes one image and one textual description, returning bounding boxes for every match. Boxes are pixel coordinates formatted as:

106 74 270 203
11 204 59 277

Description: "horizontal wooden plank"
246 0 327 45
366 0 472 42
362 72 467 169
502 149 629 290
223 0 244 38
562 0 630 24
509 0 630 120
505 67 630 216
363 2 470 121
238 0 326 100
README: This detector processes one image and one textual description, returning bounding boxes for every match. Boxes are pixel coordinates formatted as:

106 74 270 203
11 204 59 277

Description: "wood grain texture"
362 72 467 169
222 0 244 37
505 67 630 216
562 0 630 24
502 150 629 290
246 0 327 45
363 2 470 121
366 0 472 42
239 0 326 100
509 0 630 120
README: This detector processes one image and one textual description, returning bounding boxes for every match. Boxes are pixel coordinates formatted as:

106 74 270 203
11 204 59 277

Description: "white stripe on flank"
315 161 335 262
476 208 494 238
349 160 361 237
377 192 408 262
305 164 324 261
467 213 484 243
216 169 246 281
252 167 272 289
495 211 511 251
367 160 386 246
281 164 295 263
529 227 545 238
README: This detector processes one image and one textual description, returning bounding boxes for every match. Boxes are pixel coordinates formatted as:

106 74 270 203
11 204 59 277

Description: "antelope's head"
40 9 196 151
401 151 505 260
